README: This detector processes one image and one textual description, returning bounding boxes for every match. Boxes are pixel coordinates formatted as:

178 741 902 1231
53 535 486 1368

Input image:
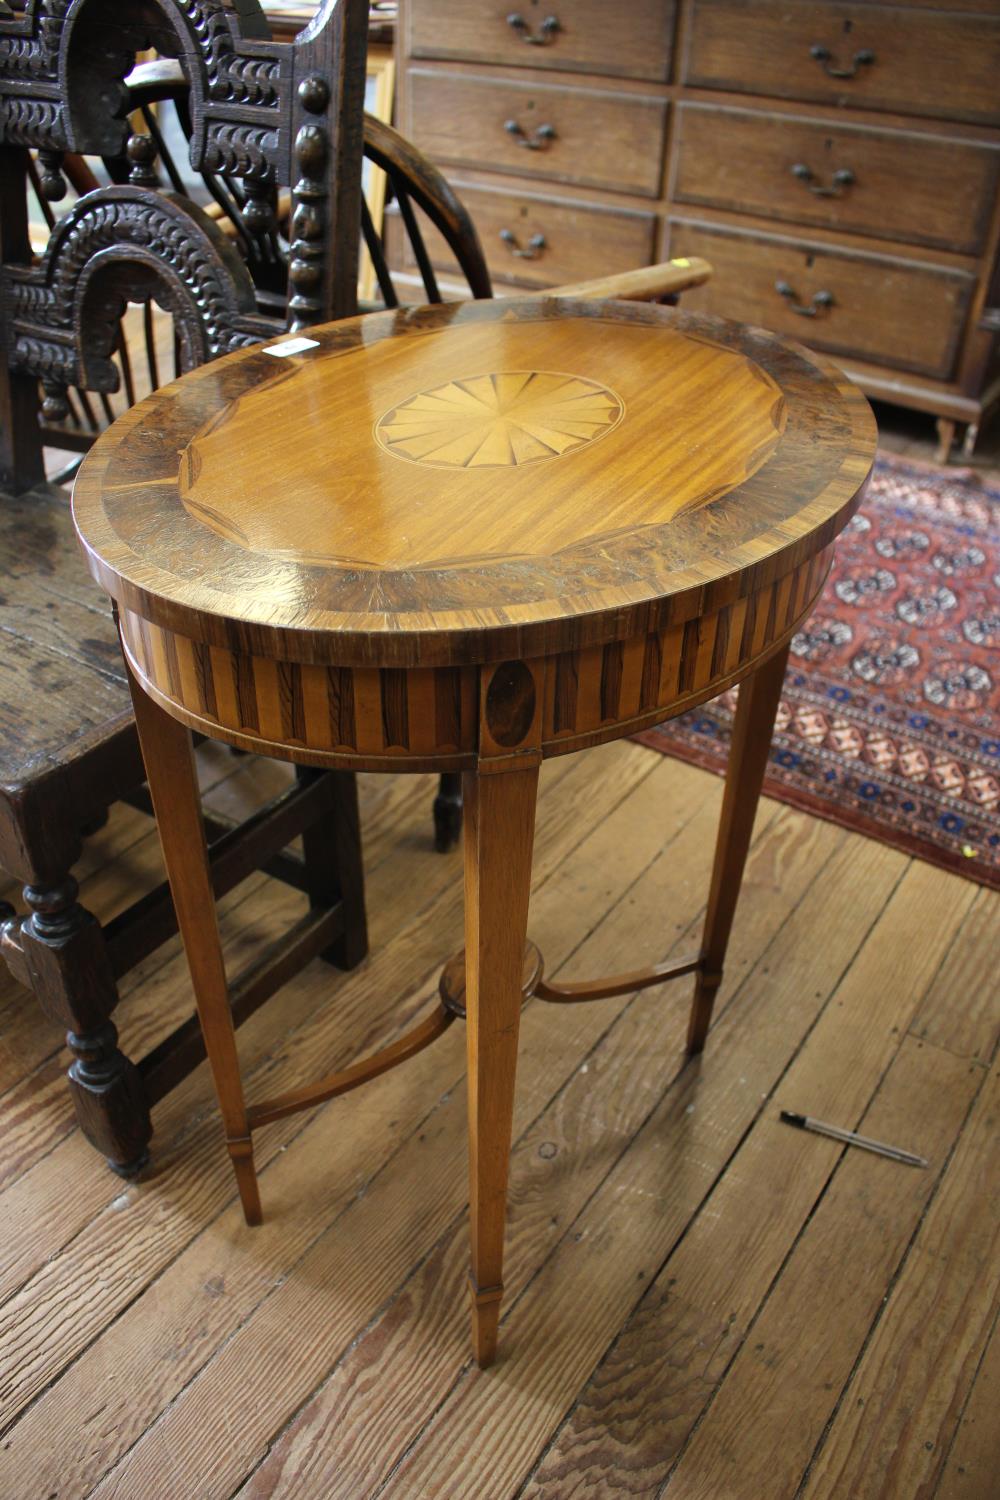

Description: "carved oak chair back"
113 60 495 309
96 73 493 312
0 0 370 493
4 27 491 482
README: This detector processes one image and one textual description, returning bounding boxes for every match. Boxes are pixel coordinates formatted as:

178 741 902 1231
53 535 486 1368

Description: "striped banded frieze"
119 545 831 770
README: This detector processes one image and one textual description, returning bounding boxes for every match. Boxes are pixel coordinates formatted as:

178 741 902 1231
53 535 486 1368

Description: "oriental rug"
637 452 1000 888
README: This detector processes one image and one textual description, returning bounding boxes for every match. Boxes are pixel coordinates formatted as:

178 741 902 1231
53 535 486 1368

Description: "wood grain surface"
2 393 993 1499
73 298 875 671
0 742 995 1496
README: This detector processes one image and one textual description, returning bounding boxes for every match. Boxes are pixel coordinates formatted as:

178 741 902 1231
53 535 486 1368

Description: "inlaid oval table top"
73 298 876 677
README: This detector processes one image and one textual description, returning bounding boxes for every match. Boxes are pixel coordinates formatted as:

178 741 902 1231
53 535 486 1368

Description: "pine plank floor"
9 401 999 1497
0 727 997 1500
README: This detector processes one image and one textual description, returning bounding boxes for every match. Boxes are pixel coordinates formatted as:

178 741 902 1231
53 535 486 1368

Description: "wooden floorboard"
2 405 998 1500
0 738 995 1499
519 864 977 1500
934 1305 1000 1500
36 750 707 1500
798 1060 999 1500
0 744 628 1435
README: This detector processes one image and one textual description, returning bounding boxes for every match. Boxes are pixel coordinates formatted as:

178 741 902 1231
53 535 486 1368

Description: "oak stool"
72 297 877 1367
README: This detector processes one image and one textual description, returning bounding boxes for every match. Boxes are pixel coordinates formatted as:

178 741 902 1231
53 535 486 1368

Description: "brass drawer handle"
504 118 557 151
506 12 561 45
775 280 835 318
791 163 855 198
810 43 875 80
499 229 547 260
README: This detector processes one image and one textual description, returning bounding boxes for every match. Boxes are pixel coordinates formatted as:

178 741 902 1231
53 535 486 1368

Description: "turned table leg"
462 763 539 1368
127 672 261 1226
687 642 791 1055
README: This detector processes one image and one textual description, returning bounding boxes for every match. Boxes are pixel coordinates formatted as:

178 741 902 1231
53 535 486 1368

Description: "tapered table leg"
463 763 539 1368
687 642 791 1056
125 667 262 1226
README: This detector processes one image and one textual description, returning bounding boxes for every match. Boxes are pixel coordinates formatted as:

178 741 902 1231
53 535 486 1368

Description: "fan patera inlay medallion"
374 371 624 468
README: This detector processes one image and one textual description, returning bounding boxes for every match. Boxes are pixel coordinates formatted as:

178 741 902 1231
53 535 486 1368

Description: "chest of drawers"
394 0 1000 457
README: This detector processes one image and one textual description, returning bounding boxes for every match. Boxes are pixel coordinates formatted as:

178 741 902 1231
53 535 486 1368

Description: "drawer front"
685 0 1000 126
674 104 1000 256
406 0 677 83
406 70 667 198
669 222 975 380
396 186 657 290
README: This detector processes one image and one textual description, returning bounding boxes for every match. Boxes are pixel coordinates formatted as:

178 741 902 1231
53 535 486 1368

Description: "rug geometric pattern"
637 453 1000 888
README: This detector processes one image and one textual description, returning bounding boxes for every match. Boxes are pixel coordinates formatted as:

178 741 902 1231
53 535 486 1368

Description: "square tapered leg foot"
470 1277 504 1368
686 972 722 1056
228 1135 262 1226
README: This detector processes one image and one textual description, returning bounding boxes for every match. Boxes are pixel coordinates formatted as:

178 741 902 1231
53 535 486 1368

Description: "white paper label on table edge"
263 337 321 357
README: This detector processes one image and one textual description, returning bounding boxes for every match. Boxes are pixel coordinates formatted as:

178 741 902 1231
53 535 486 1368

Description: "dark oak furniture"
394 0 1000 460
0 0 372 1179
2 0 374 484
0 485 368 1171
73 295 877 1365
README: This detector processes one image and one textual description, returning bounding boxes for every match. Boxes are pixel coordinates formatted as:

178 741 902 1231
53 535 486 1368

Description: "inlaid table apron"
73 297 876 1367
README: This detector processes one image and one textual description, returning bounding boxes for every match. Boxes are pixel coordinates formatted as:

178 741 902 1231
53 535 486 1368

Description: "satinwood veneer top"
73 299 876 668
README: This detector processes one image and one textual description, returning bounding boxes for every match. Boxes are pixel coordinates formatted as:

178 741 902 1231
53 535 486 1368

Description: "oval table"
73 297 876 1367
